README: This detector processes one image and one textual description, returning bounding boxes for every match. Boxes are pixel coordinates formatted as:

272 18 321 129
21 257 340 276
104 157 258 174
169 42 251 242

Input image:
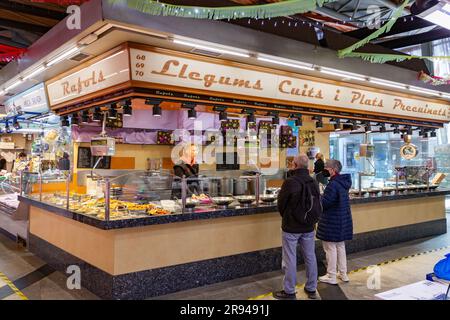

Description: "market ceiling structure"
0 0 69 69
0 0 448 73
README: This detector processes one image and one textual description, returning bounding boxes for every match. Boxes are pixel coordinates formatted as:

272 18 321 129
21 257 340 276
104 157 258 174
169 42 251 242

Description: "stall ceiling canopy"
5 82 49 117
45 43 450 123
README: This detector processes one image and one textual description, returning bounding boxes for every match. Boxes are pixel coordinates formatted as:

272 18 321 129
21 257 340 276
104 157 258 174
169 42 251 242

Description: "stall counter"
20 190 449 299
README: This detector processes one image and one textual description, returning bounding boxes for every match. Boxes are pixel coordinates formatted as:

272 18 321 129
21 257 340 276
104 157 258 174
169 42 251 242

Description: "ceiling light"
315 116 323 129
153 104 162 117
332 118 341 131
219 110 227 122
82 110 90 123
173 39 250 58
272 113 279 125
295 115 303 127
61 116 70 127
47 46 81 67
369 79 406 90
320 68 367 81
406 126 413 135
430 129 437 138
393 125 400 134
108 104 118 119
123 100 132 116
5 79 23 92
92 107 102 122
23 66 46 81
408 86 440 96
71 113 80 126
247 113 256 125
188 108 197 120
365 121 372 133
257 56 315 71
379 123 386 133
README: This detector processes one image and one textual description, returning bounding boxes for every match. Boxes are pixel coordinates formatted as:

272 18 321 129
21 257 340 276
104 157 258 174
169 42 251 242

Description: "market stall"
15 42 450 299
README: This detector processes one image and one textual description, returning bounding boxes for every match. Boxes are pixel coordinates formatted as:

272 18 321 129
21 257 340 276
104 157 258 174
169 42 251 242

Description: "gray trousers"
282 230 318 294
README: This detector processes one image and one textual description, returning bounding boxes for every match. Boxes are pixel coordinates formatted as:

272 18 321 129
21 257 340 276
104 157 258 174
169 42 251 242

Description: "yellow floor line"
0 271 28 300
248 245 450 300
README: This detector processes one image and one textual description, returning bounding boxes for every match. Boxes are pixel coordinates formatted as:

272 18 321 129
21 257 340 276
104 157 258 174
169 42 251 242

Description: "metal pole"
358 173 362 197
105 178 110 221
19 171 23 196
181 175 187 213
395 170 399 194
255 173 260 206
66 173 70 210
39 172 43 202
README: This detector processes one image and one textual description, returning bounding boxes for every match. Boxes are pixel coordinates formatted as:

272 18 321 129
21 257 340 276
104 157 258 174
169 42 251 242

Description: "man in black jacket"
273 154 321 300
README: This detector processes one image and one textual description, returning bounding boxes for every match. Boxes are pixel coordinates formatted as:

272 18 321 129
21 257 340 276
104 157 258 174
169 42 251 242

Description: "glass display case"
330 131 446 198
21 170 279 221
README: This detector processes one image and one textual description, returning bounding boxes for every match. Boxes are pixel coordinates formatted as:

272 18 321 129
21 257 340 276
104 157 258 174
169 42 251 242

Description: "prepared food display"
31 193 171 220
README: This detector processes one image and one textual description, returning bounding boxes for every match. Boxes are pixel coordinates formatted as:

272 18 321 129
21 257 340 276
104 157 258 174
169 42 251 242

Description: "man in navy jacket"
317 159 353 285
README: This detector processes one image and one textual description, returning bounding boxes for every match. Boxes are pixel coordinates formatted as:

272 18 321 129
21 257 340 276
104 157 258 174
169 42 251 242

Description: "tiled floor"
153 220 450 300
0 214 448 300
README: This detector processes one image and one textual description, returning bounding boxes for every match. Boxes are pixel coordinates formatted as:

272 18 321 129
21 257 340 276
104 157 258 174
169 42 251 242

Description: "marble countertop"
19 189 450 230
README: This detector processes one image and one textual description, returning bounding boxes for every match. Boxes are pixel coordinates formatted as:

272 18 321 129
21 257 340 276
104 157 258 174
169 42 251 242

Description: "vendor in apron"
172 143 200 199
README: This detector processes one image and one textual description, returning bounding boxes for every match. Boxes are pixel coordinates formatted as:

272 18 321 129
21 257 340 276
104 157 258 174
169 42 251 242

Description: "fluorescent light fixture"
320 67 367 81
408 86 442 97
369 79 406 90
5 79 23 92
23 66 46 81
47 46 81 67
418 2 450 30
257 56 314 71
173 39 250 58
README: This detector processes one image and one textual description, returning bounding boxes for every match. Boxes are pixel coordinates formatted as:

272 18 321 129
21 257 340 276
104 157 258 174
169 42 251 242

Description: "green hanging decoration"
338 0 411 58
341 52 450 64
109 0 333 20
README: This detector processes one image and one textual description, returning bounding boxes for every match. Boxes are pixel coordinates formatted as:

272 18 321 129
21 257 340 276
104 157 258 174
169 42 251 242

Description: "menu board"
77 147 111 169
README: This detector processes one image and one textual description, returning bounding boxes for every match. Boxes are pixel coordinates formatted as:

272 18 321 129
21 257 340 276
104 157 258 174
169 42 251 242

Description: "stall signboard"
130 48 450 122
45 45 450 122
46 49 130 106
5 83 49 117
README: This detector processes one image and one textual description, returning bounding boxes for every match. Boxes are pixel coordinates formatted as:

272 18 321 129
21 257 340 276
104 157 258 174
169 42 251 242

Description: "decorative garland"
337 0 450 73
337 0 411 58
340 52 450 64
108 0 333 20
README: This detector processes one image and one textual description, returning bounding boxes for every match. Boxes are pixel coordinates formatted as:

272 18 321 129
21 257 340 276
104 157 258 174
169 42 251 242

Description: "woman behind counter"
172 143 199 198
313 153 328 185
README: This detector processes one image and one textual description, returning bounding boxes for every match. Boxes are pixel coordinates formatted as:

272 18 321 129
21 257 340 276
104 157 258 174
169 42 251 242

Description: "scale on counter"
90 136 116 157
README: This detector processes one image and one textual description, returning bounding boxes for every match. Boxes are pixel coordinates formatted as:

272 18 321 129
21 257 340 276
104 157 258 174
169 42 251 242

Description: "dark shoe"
272 290 296 300
303 287 319 300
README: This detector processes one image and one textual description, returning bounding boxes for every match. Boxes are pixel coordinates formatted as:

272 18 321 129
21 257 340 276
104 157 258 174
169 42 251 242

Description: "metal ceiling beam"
0 35 27 48
380 27 450 48
0 2 66 21
345 15 434 39
0 18 50 35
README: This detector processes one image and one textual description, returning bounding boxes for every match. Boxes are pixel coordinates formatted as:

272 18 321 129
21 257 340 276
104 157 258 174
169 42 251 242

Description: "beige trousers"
322 241 348 278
